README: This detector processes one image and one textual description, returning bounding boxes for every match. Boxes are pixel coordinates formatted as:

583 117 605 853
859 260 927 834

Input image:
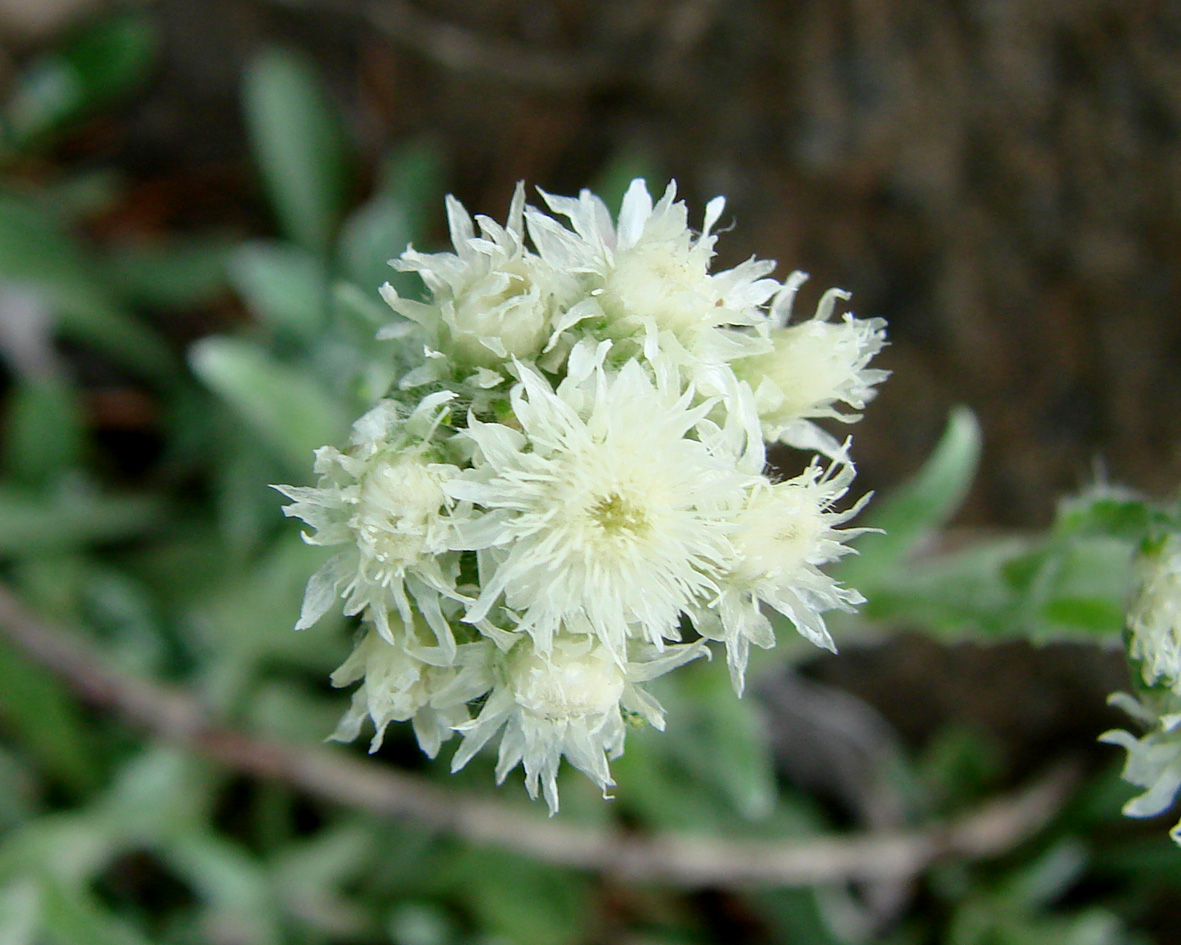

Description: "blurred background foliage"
0 1 1178 943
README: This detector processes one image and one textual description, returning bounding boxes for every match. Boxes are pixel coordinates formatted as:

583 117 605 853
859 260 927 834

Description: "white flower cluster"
1103 534 1181 843
278 180 887 812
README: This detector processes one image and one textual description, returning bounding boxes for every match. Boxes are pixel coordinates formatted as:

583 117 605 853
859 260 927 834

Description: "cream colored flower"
450 632 706 813
446 352 752 658
379 184 577 377
1101 691 1181 844
278 180 886 812
526 179 778 371
329 615 494 757
696 461 870 692
1127 534 1181 691
275 393 468 654
734 272 888 459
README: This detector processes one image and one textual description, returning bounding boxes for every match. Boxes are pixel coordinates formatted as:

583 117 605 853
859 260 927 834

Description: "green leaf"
38 877 159 945
249 681 342 743
750 888 847 945
321 283 402 406
0 193 176 382
613 711 820 837
270 823 371 898
338 193 414 299
1034 535 1133 639
388 902 456 945
1056 491 1177 544
856 466 1141 645
228 241 329 338
0 637 97 792
242 48 353 254
0 881 38 945
4 11 158 149
122 519 242 615
611 728 710 831
207 422 290 556
331 280 393 329
0 485 163 556
97 750 213 843
193 535 341 706
162 834 282 945
190 337 348 472
664 663 778 820
2 373 86 486
862 534 1030 637
79 568 168 676
0 816 112 888
107 236 234 310
864 530 1134 645
7 554 87 627
339 138 446 296
0 748 38 829
847 406 982 583
916 725 1004 814
447 848 591 945
994 841 1088 910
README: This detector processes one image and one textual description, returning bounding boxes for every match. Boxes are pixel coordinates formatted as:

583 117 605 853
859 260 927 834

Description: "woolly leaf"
243 49 352 254
190 337 347 473
229 241 329 338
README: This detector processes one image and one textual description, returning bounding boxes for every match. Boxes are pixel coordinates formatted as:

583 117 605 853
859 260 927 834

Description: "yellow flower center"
589 492 650 537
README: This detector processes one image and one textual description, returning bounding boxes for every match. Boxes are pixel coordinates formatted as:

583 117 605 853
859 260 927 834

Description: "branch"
277 0 719 96
356 1 616 93
0 583 1076 888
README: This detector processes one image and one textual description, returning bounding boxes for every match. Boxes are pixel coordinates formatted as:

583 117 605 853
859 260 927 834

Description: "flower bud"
1128 534 1181 691
735 308 888 439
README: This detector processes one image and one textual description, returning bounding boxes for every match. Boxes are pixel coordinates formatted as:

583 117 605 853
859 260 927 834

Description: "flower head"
450 632 706 813
447 350 752 657
1127 534 1181 691
697 461 870 692
330 615 494 757
380 184 577 380
1101 691 1181 844
274 392 468 653
527 180 778 371
734 273 888 460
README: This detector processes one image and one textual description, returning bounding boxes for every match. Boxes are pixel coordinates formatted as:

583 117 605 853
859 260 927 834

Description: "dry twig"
0 583 1076 888
280 0 720 95
355 0 615 93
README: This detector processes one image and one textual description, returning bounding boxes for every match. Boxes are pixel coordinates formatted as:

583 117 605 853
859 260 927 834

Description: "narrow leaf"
190 337 348 473
108 236 234 309
0 486 162 556
0 194 175 382
243 48 352 254
0 880 39 945
228 241 329 338
38 878 157 945
0 638 97 792
846 406 982 582
5 12 157 147
2 373 86 485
